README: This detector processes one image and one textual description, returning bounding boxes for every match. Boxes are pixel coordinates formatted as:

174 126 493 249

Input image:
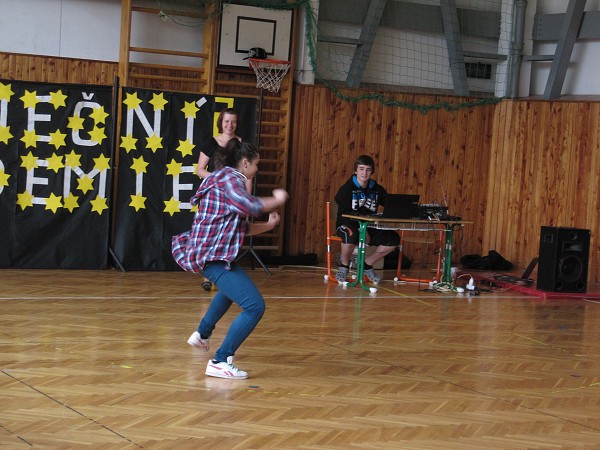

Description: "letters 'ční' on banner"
0 79 114 269
112 88 257 270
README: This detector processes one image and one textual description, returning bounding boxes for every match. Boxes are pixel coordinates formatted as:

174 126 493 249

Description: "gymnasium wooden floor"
1 265 600 449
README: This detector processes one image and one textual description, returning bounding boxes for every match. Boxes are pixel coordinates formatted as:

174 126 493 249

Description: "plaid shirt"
172 167 264 272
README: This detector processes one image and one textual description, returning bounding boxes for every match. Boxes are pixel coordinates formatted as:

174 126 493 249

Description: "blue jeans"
198 261 266 362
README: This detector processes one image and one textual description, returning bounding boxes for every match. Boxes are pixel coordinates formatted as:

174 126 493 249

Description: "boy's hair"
216 108 238 133
354 154 375 173
214 139 259 170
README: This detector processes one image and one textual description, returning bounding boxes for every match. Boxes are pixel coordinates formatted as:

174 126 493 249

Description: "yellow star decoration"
123 92 142 110
191 204 198 213
146 134 163 153
129 193 147 211
16 191 34 210
63 194 79 212
150 93 168 111
21 90 40 109
65 150 82 168
177 139 195 157
0 125 13 144
48 129 67 149
89 125 107 145
166 160 183 177
0 170 10 187
46 153 65 173
0 82 15 101
181 101 199 118
131 156 148 174
77 175 94 194
45 193 63 213
120 135 138 153
67 115 85 131
21 129 39 148
49 90 67 109
94 154 111 172
90 106 109 124
90 196 108 215
164 197 181 216
20 152 38 171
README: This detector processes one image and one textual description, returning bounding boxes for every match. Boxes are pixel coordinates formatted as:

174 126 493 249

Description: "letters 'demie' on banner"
0 79 114 269
112 87 257 270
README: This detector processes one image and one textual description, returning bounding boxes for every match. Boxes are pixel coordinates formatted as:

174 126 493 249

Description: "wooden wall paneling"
500 102 521 267
0 53 118 85
10 53 19 80
315 88 341 254
482 100 600 278
568 103 591 228
406 105 426 196
451 108 476 260
498 101 517 260
482 101 508 256
0 53 8 77
470 105 495 249
511 102 533 268
547 103 566 223
588 104 600 283
522 101 541 265
396 105 415 195
384 105 398 193
3 51 600 282
287 86 310 255
527 101 550 258
520 101 539 267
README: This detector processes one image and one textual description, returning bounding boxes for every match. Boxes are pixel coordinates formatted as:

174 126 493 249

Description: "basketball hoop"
248 58 291 93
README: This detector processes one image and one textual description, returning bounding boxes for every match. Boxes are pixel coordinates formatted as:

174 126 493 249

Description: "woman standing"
196 107 241 179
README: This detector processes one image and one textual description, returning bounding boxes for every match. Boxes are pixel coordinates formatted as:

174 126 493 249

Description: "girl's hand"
267 211 281 226
272 189 289 205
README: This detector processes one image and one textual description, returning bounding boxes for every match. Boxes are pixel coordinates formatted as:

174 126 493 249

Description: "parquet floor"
1 266 600 449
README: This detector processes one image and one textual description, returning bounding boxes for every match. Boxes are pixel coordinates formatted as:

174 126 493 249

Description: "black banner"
112 88 257 270
0 80 114 268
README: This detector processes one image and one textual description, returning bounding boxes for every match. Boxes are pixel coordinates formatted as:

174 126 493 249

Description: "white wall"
0 0 204 66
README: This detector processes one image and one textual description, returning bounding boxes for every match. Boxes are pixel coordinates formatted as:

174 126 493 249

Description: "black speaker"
537 226 590 293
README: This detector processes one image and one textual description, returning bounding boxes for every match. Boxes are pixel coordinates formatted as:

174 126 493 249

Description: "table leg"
441 226 454 283
346 220 373 291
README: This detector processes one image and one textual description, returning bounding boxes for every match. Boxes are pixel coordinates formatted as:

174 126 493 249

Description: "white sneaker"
187 331 209 351
205 356 248 379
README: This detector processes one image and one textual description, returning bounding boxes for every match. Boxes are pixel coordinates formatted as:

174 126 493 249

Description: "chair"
325 201 343 282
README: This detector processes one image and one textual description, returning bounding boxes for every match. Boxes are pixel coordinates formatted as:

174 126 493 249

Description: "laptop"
380 194 420 219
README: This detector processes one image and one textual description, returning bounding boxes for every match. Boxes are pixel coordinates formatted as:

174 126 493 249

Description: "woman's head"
217 108 239 134
215 139 260 179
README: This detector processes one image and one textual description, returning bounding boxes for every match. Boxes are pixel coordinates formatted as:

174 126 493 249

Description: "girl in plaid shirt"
173 140 288 379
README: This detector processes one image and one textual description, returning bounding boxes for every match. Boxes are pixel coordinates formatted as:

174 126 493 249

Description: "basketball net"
248 58 291 93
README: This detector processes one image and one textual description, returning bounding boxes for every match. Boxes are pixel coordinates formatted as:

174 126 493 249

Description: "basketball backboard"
218 4 293 68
